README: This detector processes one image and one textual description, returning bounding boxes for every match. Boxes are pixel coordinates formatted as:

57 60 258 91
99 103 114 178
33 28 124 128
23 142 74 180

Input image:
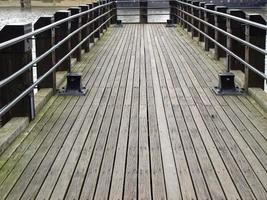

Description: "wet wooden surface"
0 24 266 200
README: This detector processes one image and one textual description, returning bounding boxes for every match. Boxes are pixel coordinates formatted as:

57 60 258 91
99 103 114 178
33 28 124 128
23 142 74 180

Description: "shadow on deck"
0 24 267 199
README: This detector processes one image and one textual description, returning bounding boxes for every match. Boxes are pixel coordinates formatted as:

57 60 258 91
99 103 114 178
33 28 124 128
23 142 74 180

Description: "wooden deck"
0 24 267 200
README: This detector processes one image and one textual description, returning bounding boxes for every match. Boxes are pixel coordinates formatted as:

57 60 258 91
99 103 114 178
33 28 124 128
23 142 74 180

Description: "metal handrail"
174 0 267 83
176 0 267 31
0 16 113 117
1 0 267 120
0 1 115 118
0 1 113 50
118 13 170 16
176 14 267 81
177 8 267 56
117 4 170 18
0 9 113 88
117 7 170 9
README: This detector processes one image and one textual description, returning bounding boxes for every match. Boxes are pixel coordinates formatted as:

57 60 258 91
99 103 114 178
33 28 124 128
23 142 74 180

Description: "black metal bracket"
213 72 244 95
166 19 176 27
58 73 87 96
114 20 123 27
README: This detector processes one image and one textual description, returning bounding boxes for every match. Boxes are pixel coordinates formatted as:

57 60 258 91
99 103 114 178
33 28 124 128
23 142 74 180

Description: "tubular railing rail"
116 0 170 22
0 0 117 127
170 0 267 92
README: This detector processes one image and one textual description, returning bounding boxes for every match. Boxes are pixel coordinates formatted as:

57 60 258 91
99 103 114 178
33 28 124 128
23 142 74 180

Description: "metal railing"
0 0 116 126
116 0 170 23
171 0 267 92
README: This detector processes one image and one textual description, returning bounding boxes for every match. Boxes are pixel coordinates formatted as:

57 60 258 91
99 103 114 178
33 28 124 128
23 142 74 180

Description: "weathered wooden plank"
152 25 228 200
173 26 267 193
109 25 138 200
145 25 167 200
146 25 182 200
0 96 75 199
165 25 262 198
123 25 139 200
0 32 111 198
6 33 114 198
1 24 267 200
69 26 133 200
16 28 121 200
234 96 267 140
224 96 267 156
76 26 132 200
123 87 139 199
149 25 198 200
35 27 128 200
0 95 57 169
204 88 267 199
0 96 63 178
138 24 152 200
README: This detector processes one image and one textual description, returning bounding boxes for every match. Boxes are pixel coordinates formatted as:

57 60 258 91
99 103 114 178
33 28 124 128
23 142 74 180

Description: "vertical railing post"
198 2 206 42
102 0 107 30
140 0 148 23
93 2 101 39
111 0 117 24
183 0 189 29
34 16 56 93
105 0 109 27
191 1 200 38
214 6 227 60
99 1 104 34
105 0 108 25
79 5 90 53
0 23 35 126
186 0 192 32
106 0 111 27
54 10 71 72
204 4 215 51
170 0 177 24
244 14 266 90
68 7 82 62
177 0 181 25
227 9 246 71
87 3 95 44
181 0 186 28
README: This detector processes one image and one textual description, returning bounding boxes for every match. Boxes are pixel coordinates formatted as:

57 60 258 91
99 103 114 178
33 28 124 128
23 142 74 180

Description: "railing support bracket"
58 73 87 96
213 72 244 95
166 19 176 27
115 20 123 27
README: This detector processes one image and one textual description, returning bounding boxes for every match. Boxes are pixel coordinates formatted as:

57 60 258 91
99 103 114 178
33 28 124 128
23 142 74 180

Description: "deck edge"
0 117 29 155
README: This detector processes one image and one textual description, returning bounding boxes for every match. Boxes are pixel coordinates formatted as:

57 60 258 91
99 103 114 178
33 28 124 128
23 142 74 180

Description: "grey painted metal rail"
0 0 116 124
174 0 267 89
